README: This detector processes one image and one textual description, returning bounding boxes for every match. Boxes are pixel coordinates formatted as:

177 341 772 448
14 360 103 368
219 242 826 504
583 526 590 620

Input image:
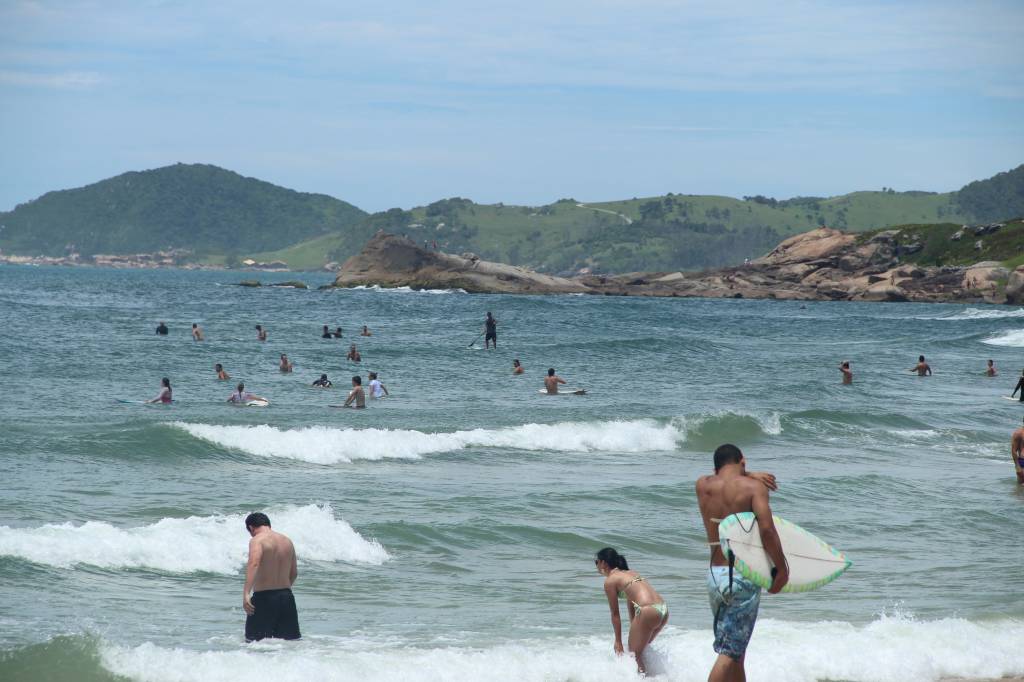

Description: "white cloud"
0 70 102 89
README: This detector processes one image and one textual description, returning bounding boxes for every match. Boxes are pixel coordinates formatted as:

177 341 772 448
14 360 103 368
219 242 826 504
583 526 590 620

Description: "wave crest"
0 504 388 573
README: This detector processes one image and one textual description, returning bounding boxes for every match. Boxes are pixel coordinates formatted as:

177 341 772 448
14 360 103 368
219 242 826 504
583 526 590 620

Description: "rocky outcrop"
331 228 1013 304
331 232 589 294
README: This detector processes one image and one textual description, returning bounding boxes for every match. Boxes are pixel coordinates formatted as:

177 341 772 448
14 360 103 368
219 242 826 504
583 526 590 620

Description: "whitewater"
1 265 1022 682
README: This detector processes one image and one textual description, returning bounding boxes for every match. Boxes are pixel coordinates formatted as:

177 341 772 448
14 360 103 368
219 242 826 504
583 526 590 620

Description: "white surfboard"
1002 396 1022 402
538 388 586 395
245 399 270 407
718 512 850 593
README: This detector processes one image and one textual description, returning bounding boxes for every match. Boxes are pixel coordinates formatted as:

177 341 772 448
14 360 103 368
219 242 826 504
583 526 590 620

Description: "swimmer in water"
256 325 267 342
279 354 293 373
594 547 669 675
347 344 361 363
146 377 173 404
215 363 230 380
367 372 389 399
227 382 267 404
332 327 343 338
986 359 997 377
321 325 333 339
192 323 204 341
361 326 372 337
342 375 366 408
312 373 332 388
839 361 853 384
155 321 169 336
513 359 524 375
910 355 932 376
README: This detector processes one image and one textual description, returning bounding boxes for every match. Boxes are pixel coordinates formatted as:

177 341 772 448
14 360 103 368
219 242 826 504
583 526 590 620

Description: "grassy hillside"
857 218 1024 268
0 163 366 256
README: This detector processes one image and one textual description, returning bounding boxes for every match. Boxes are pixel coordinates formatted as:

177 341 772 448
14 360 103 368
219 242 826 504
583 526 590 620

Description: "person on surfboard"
910 355 932 376
1011 369 1024 402
696 444 788 682
342 375 366 408
146 377 173 404
1012 417 1024 485
484 312 497 350
228 383 266 404
543 368 586 395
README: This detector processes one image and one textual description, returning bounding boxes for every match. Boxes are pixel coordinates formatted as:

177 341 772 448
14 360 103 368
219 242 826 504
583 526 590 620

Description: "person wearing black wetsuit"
1011 370 1024 402
484 312 497 350
156 322 169 335
322 325 333 339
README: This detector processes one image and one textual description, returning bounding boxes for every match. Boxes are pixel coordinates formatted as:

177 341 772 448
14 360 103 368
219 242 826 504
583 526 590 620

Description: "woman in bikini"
594 547 669 674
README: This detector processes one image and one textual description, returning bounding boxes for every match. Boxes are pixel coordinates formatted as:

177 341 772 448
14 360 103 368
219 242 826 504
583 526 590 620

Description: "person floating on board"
368 372 389 399
255 324 267 342
1012 369 1024 402
146 377 173 404
987 359 998 377
228 382 267 404
215 363 230 380
243 512 300 642
191 323 204 341
361 325 372 337
910 355 932 376
279 354 293 373
321 325 333 339
839 361 853 384
347 344 361 363
332 326 343 338
1012 417 1024 485
484 312 497 349
312 373 332 388
155 321 169 335
696 445 787 682
512 359 524 375
543 368 586 395
343 375 365 408
594 547 669 675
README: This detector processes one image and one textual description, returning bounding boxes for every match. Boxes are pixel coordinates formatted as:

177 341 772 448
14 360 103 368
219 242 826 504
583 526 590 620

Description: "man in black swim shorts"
484 311 497 349
243 512 300 641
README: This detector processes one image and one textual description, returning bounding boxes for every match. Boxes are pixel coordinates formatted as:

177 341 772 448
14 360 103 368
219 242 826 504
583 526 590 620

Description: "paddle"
468 333 483 348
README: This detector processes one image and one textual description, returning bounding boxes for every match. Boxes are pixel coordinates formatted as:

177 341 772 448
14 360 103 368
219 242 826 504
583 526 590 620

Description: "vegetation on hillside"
0 163 366 256
856 218 1024 268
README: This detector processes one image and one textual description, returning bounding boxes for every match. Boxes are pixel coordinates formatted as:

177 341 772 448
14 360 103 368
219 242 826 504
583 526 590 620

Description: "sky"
0 0 1022 212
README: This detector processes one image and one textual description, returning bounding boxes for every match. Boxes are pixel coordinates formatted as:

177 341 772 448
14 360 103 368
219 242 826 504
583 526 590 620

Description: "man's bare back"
242 513 300 641
697 473 766 567
247 529 297 592
544 375 564 394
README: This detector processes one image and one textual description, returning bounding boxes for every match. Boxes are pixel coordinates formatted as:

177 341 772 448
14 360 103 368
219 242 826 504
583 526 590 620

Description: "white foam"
97 615 1024 682
170 420 684 464
982 329 1024 346
921 307 1024 321
345 285 467 294
0 504 388 573
673 410 783 438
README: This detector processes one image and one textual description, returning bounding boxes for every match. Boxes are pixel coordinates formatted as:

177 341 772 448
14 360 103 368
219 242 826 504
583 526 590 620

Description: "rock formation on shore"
332 229 1020 304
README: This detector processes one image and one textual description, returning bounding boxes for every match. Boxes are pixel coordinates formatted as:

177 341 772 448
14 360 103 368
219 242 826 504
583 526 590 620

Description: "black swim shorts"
245 588 301 641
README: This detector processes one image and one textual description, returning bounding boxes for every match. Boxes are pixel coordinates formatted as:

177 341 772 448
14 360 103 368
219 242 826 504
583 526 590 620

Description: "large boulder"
1005 266 1024 304
753 228 855 267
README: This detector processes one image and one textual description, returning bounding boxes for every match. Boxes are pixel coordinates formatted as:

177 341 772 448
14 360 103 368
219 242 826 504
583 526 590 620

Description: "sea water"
0 264 1021 682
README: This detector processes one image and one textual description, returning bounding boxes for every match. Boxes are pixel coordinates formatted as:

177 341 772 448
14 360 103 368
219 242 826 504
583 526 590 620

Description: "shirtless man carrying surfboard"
696 445 788 682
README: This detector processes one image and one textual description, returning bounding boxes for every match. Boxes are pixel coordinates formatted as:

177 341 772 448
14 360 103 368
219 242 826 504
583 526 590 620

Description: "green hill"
0 163 366 256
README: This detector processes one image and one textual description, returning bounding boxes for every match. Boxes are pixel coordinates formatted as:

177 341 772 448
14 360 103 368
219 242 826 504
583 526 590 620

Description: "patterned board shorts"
707 566 762 660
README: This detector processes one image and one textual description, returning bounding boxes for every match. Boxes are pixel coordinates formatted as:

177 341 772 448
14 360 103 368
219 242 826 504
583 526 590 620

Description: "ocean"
0 264 1021 682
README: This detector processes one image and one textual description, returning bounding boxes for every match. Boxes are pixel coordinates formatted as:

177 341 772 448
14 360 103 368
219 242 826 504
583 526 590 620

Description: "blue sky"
1 0 1022 212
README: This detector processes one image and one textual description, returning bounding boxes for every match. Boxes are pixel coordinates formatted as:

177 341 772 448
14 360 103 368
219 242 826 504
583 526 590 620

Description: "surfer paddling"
1012 417 1024 485
839 361 853 384
228 383 266 404
243 512 300 642
146 377 173 404
696 444 788 682
910 355 932 376
594 547 669 675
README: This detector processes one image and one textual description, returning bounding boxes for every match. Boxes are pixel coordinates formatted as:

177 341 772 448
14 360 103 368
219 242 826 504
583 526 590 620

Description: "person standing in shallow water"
1012 417 1024 485
594 547 669 675
243 512 300 642
255 325 267 342
986 359 997 377
696 444 788 682
910 355 932 376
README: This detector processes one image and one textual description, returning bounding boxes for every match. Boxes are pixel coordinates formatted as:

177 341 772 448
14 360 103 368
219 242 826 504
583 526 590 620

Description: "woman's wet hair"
596 547 629 571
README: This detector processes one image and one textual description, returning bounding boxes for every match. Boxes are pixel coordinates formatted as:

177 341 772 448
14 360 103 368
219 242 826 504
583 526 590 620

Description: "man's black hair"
352 375 362 385
548 368 555 376
245 512 271 530
713 444 743 471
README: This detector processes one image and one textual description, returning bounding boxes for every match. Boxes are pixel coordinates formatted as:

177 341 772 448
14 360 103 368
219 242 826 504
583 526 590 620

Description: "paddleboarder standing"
484 312 497 349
